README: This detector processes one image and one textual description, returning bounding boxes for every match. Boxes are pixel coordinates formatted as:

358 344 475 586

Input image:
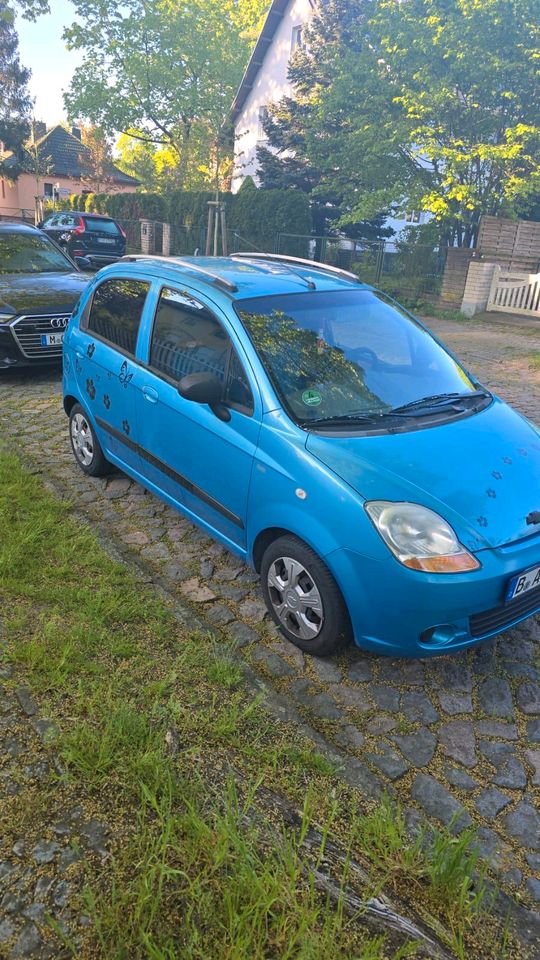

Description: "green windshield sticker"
302 389 322 406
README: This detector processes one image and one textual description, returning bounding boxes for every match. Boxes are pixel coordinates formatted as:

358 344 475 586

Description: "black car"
40 211 126 267
0 222 90 370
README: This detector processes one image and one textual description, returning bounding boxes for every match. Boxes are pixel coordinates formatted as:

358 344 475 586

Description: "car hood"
0 271 90 316
306 398 540 550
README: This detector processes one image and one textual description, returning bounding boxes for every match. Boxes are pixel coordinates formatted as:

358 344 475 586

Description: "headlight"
0 313 15 324
365 501 480 573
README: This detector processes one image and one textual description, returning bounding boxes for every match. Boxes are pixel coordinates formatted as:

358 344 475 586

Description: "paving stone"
9 921 43 958
443 765 478 791
477 676 514 718
332 684 371 713
525 878 540 902
505 801 540 851
527 718 540 742
475 787 512 819
0 920 16 944
367 743 409 781
365 715 397 735
524 749 540 786
140 542 171 562
179 578 216 602
475 720 518 740
502 662 540 680
470 640 497 676
333 725 365 751
498 635 536 661
479 741 527 789
14 686 37 717
308 693 343 721
1 892 25 914
526 853 540 872
392 728 436 767
30 717 58 743
163 563 190 582
430 661 472 692
238 599 267 622
31 840 60 864
338 755 383 799
312 659 342 684
369 684 400 713
251 647 295 678
23 904 46 923
80 819 109 857
517 681 540 715
199 560 215 579
401 690 439 725
439 720 477 768
206 603 235 626
411 773 472 830
228 621 260 647
123 531 150 546
215 584 250 602
346 659 373 683
437 692 473 715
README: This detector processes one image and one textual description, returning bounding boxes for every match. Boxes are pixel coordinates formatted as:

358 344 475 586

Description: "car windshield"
83 218 120 235
0 232 73 274
235 289 478 426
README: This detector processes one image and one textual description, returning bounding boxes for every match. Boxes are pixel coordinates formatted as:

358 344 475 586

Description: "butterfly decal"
119 360 133 389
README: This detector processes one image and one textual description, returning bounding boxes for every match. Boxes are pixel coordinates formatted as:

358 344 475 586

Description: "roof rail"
230 252 361 284
120 255 238 293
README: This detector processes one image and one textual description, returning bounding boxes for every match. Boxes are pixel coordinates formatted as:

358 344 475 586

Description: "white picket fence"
487 265 540 317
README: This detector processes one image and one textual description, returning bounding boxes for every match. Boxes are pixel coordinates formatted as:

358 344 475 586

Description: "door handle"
142 385 159 403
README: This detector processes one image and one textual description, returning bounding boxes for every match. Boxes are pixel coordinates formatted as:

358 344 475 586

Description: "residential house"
0 123 139 220
230 0 430 237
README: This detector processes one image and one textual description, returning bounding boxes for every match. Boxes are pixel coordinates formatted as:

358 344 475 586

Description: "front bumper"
326 533 540 657
0 315 67 368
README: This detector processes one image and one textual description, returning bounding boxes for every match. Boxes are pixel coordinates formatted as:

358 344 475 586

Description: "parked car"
63 253 540 657
40 211 126 267
0 222 91 370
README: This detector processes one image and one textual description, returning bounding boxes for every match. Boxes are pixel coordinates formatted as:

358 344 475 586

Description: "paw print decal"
122 419 131 436
86 378 96 401
492 470 502 480
75 356 82 374
486 488 496 499
477 516 488 528
502 456 512 465
87 342 95 358
103 394 111 410
518 448 528 457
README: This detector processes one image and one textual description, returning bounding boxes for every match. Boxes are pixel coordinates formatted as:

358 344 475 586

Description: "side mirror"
75 256 93 271
178 372 231 421
36 220 44 229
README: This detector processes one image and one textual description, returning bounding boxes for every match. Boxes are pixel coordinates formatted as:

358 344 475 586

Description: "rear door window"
86 278 150 356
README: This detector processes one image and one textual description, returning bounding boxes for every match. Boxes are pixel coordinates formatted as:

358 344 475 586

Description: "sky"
16 0 79 127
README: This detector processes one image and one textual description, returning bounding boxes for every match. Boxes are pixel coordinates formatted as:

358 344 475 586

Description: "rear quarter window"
83 218 121 235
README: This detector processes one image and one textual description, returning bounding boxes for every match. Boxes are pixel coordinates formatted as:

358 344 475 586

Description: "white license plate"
506 563 540 601
97 237 116 244
40 333 64 347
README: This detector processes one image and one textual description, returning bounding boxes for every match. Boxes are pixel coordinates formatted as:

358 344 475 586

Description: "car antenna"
229 232 316 290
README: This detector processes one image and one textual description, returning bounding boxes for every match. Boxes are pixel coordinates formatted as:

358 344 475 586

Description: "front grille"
470 585 540 637
11 314 70 359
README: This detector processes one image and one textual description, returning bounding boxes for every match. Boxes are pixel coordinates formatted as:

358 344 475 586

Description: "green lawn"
0 449 516 959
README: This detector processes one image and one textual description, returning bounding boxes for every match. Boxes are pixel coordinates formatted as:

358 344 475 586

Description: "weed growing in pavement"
529 352 540 370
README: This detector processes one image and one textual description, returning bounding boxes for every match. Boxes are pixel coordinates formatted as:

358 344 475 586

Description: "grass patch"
0 448 513 959
528 352 540 370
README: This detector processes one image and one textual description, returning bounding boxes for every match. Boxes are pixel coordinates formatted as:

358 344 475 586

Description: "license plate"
506 563 540 601
97 237 116 244
40 333 64 347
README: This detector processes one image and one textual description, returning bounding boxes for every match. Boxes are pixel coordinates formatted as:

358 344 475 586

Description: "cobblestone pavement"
1 314 539 952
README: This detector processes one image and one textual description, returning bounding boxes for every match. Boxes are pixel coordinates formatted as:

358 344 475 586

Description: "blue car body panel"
63 257 540 656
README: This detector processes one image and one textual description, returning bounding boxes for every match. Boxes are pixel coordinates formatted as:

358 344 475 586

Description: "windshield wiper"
389 389 490 416
302 412 384 427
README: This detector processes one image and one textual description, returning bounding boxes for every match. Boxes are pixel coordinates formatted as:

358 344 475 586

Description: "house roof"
230 0 294 124
3 125 140 186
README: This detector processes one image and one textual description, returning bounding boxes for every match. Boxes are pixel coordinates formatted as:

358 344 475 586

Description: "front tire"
261 535 352 657
69 403 111 477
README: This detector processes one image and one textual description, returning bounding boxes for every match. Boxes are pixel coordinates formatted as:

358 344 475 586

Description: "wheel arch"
63 394 79 416
252 527 293 573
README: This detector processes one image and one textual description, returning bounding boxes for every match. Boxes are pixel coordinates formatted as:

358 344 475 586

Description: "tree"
260 0 540 246
63 0 267 190
0 1 33 152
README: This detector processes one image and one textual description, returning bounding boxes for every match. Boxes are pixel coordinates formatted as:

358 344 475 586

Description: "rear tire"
69 403 111 477
261 534 352 657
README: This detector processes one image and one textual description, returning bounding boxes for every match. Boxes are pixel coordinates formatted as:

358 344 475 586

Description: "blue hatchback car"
62 253 540 657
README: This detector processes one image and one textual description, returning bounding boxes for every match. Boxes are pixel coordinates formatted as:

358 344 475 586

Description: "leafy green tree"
0 1 33 152
63 0 267 190
260 0 540 246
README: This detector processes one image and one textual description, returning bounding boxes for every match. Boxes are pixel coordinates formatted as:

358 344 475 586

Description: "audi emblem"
50 316 69 329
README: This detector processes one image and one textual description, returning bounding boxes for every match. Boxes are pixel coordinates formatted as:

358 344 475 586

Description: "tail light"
73 217 86 235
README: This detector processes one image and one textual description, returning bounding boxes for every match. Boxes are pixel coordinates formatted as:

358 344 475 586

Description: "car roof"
0 220 41 233
108 255 370 299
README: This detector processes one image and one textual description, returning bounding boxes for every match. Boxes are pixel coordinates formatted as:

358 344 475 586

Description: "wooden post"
205 203 214 256
220 203 228 256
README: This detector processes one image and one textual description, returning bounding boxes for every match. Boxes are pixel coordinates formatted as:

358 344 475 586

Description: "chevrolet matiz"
62 253 540 657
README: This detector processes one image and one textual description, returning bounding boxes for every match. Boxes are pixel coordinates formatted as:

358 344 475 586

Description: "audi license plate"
506 563 540 601
40 333 64 347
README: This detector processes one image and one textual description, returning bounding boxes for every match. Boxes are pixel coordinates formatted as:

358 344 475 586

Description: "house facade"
230 0 430 238
0 124 139 221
